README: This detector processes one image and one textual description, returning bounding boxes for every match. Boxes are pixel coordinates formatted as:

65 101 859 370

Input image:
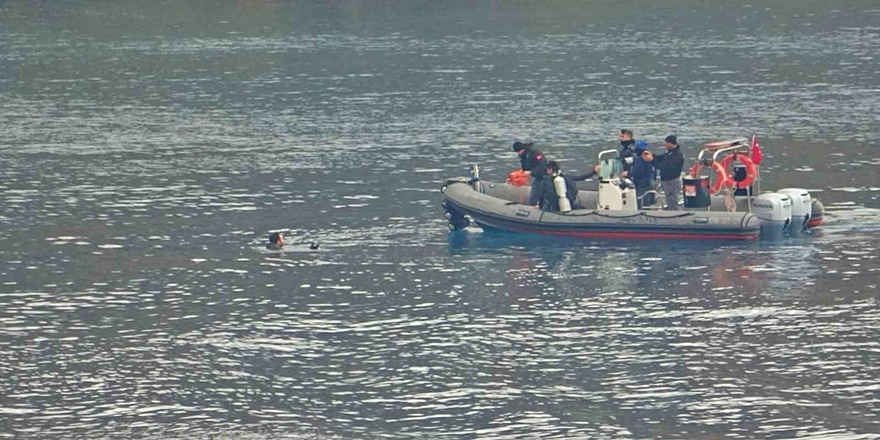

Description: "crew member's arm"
570 164 601 181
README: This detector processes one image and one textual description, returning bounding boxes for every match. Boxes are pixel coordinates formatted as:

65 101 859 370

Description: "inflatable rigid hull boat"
441 137 824 241
441 178 762 241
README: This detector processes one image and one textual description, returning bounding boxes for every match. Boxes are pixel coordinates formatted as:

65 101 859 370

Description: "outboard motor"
751 193 792 240
598 178 638 211
777 188 811 235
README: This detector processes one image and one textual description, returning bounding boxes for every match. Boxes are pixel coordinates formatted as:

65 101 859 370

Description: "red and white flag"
750 134 763 165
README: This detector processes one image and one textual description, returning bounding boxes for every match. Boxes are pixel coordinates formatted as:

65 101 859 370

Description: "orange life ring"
720 153 757 189
688 161 730 195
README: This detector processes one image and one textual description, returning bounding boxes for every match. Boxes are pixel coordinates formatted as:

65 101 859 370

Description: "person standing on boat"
569 129 637 182
512 141 548 206
642 135 684 210
540 161 580 212
618 129 639 175
629 140 657 207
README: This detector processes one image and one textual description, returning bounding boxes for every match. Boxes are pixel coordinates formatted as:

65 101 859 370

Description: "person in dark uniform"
512 141 548 206
642 135 685 210
618 129 638 175
571 129 637 182
540 161 580 212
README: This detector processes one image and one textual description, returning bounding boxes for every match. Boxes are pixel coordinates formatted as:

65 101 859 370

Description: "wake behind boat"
441 137 824 241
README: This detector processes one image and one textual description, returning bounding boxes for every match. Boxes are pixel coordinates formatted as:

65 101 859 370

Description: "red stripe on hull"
807 218 823 227
494 223 759 241
541 230 758 241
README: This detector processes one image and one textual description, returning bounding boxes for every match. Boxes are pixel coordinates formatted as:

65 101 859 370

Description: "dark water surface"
2 1 879 439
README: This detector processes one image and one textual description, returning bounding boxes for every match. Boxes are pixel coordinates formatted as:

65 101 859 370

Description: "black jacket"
540 174 580 212
618 140 637 173
652 145 685 181
519 147 548 181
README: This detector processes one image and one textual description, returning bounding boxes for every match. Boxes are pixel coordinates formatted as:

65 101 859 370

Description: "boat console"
596 149 638 211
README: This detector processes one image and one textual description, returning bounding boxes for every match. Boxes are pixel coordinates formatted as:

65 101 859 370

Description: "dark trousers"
528 178 544 206
635 180 655 208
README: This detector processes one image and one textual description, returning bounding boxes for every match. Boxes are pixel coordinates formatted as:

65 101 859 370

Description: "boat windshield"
598 159 623 180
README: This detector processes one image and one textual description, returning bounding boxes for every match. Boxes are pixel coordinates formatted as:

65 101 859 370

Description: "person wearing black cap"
512 141 548 206
642 135 684 210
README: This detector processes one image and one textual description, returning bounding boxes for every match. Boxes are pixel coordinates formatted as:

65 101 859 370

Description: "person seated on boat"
266 232 285 250
512 141 548 206
625 140 657 207
540 161 581 212
642 135 684 210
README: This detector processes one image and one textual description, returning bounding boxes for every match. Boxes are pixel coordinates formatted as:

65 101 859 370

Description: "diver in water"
266 231 320 250
266 232 285 250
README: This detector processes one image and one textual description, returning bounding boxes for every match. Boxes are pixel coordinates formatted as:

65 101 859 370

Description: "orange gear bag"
506 169 530 187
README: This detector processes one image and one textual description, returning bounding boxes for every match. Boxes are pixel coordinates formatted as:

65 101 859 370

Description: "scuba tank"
553 174 572 213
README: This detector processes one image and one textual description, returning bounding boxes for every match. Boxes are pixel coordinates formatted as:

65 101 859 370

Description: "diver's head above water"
266 232 285 250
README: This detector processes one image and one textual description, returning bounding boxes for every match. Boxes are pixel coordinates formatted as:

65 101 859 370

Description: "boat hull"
442 179 761 241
